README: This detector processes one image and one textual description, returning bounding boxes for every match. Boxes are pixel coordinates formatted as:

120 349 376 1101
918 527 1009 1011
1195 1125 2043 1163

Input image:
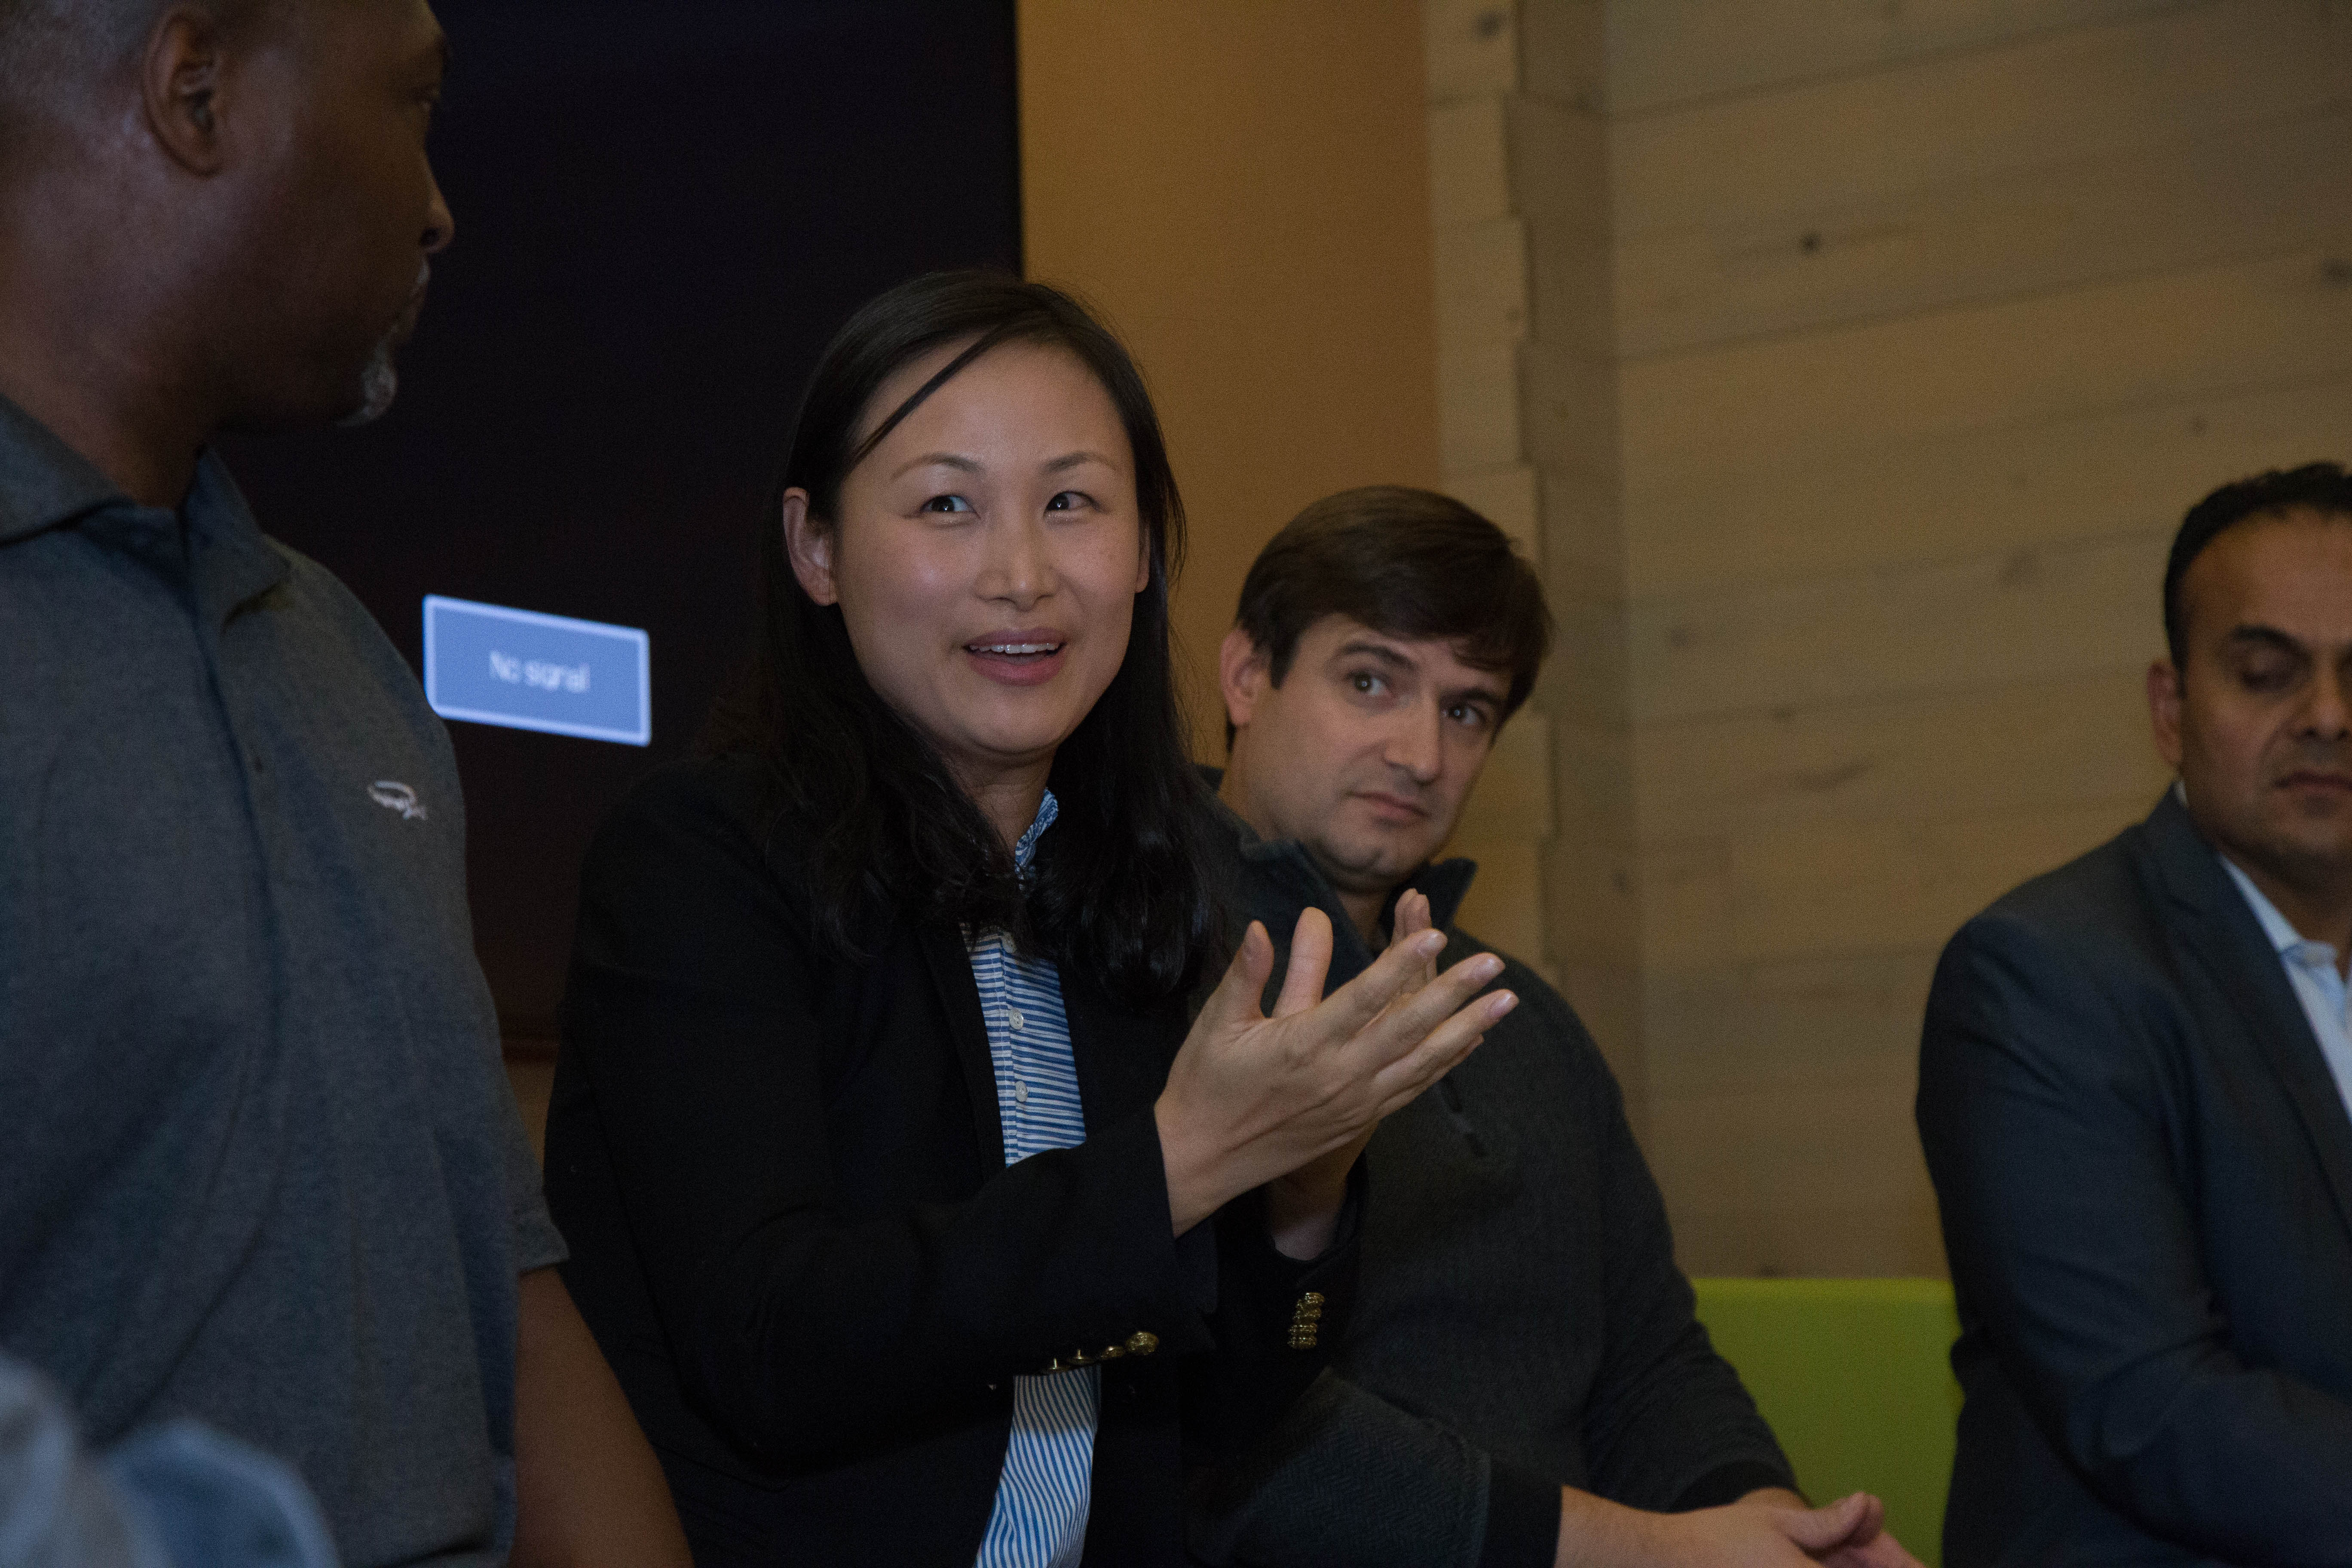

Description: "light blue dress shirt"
2220 855 2352 1124
969 792 1099 1568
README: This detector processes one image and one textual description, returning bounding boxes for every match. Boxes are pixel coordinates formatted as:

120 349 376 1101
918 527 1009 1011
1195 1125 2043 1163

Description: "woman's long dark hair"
706 271 1219 1005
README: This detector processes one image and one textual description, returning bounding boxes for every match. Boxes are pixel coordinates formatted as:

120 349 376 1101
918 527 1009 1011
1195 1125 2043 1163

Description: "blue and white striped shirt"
971 791 1099 1568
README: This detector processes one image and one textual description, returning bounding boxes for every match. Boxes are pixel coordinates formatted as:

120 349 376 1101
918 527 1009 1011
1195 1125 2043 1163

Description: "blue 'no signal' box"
423 595 651 746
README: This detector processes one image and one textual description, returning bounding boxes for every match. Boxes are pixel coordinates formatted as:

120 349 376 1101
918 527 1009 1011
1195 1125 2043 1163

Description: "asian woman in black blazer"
543 273 1516 1567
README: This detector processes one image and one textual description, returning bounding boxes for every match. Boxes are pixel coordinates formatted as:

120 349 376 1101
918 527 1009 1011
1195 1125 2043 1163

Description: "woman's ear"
1133 528 1153 594
782 489 839 606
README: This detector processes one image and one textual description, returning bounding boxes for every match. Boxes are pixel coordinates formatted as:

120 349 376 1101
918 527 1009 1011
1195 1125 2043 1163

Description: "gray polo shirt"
0 396 567 1568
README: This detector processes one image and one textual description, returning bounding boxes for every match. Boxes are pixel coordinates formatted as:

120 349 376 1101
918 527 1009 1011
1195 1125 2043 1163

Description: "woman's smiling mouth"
965 633 1071 686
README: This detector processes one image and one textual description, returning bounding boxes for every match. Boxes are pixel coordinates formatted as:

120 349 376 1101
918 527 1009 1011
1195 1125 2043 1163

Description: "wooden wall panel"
1645 947 1945 1280
1621 248 2352 511
1646 949 1944 1093
1642 796 2145 972
1624 372 2352 598
1429 98 1514 226
1612 2 2349 236
1586 0 2352 1278
1447 462 1544 557
1448 713 1555 961
1650 1170 1951 1278
1621 104 2352 357
1427 1 1637 1115
1424 0 1518 99
1720 796 2150 962
1606 0 2198 115
1627 530 2168 723
1403 0 2352 1277
1636 671 2173 842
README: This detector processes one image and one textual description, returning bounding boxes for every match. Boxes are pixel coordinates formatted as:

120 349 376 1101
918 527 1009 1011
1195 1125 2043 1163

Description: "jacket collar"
916 928 1008 1171
2142 786 2352 1243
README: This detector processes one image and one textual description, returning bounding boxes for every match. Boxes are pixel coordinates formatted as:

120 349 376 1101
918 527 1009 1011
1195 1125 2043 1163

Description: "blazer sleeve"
1917 913 2352 1561
560 768 1246 1467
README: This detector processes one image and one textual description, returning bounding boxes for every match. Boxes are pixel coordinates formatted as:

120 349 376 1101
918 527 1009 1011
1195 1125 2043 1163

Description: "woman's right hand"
1153 905 1515 1237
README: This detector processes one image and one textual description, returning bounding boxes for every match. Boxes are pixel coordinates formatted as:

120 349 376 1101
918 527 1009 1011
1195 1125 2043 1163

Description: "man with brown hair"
1189 487 1919 1568
0 3 683 1563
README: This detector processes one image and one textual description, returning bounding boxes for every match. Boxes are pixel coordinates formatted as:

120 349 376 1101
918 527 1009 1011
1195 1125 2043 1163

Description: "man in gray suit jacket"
1918 462 2352 1565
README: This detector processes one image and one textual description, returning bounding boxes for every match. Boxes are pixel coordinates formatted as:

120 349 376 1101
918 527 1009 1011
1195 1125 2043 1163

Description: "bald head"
0 0 164 80
0 0 449 502
0 2 229 140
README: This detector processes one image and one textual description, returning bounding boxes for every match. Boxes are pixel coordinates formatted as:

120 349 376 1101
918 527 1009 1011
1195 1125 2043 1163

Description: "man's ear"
2148 656 2185 770
1219 624 1271 731
782 489 839 606
142 6 235 176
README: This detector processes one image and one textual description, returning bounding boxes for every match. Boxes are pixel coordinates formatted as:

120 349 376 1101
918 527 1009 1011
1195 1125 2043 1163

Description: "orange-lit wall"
1018 1 1445 749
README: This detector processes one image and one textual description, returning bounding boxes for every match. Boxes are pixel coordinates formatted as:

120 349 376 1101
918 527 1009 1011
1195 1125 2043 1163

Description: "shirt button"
1014 1080 1029 1106
1008 1009 1026 1031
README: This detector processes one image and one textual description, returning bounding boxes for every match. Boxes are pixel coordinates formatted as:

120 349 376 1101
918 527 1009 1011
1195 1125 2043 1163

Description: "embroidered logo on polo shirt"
368 781 428 821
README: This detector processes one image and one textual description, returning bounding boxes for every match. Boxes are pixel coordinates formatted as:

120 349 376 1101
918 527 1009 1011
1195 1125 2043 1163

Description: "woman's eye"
1449 704 1488 729
1045 490 1086 512
920 494 974 514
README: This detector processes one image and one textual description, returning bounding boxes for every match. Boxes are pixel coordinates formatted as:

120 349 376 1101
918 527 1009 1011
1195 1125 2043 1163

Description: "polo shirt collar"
0 392 123 545
180 450 291 623
0 391 289 619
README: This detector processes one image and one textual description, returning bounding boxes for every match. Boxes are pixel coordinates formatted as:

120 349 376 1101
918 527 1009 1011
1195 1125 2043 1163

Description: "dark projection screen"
221 0 1022 1042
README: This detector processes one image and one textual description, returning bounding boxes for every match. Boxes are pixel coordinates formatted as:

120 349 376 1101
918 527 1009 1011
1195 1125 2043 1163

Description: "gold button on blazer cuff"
1039 1330 1158 1375
1285 1291 1326 1351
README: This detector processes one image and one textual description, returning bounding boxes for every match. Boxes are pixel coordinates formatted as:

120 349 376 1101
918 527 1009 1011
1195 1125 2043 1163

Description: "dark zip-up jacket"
1188 781 1792 1568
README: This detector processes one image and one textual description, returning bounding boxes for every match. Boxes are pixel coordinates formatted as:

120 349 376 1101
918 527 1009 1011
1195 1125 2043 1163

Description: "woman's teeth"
971 642 1060 656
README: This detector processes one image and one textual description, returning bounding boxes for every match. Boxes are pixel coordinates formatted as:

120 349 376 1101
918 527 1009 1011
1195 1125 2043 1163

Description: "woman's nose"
980 516 1051 605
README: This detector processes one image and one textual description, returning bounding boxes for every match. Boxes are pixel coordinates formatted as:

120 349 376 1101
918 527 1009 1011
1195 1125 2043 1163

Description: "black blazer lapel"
1058 965 1179 1138
918 925 1006 1172
2144 790 2352 1246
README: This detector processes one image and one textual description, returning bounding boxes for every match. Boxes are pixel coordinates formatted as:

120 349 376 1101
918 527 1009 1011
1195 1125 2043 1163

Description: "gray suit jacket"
1918 790 2352 1566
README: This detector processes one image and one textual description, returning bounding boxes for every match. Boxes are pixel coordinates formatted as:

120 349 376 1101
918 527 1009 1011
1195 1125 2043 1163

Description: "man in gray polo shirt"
0 2 685 1564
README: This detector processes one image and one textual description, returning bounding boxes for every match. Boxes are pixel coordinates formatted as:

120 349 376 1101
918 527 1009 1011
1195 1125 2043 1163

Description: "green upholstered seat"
1689 1277 1961 1566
